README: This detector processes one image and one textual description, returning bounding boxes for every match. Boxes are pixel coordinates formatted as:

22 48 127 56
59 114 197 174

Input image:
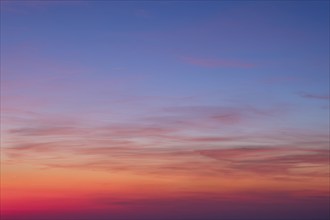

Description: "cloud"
6 142 58 152
262 76 300 84
99 124 178 138
2 103 327 179
4 105 258 141
5 134 328 179
180 56 256 68
183 136 241 142
299 92 330 100
163 105 282 117
160 105 286 128
8 126 82 136
197 147 329 176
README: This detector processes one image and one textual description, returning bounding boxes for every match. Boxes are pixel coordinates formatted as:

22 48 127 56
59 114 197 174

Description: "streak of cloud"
299 92 330 100
180 56 256 69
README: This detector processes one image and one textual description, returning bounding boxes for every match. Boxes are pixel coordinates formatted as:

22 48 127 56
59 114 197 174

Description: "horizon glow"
0 1 329 220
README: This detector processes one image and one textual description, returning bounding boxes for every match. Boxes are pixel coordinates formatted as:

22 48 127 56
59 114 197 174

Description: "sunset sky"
0 1 329 220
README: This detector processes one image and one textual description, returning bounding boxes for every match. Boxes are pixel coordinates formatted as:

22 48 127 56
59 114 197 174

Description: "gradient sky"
1 1 329 220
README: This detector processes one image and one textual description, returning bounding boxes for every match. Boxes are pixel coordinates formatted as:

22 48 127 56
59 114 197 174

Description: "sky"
0 1 329 220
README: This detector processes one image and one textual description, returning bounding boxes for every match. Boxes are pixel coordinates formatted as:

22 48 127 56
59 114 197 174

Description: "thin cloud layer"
181 56 256 68
3 104 327 178
4 125 329 179
299 92 330 100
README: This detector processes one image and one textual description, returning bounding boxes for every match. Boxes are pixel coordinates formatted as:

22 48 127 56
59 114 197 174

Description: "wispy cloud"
2 102 327 180
160 104 286 128
197 147 329 176
262 76 300 84
8 126 83 136
180 56 256 68
3 104 285 141
5 134 329 179
299 92 330 100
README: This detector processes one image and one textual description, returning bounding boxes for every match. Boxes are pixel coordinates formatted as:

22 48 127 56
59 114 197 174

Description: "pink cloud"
100 125 177 138
161 105 286 129
182 136 241 142
2 105 327 179
5 132 329 178
180 56 256 68
211 113 242 124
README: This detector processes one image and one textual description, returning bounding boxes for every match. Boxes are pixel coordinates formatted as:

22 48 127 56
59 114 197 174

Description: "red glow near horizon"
1 1 329 220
